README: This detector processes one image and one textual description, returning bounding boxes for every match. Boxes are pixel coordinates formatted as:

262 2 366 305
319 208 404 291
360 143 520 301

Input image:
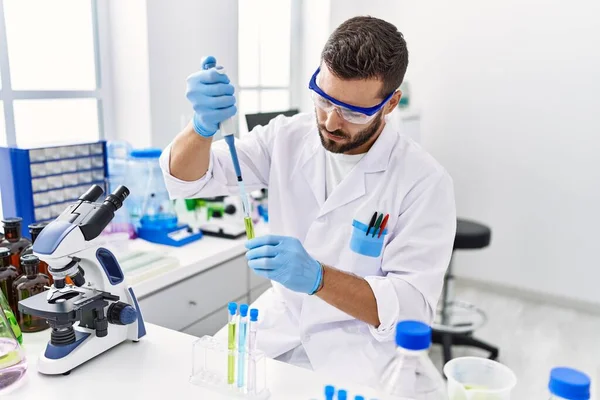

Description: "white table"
5 324 382 400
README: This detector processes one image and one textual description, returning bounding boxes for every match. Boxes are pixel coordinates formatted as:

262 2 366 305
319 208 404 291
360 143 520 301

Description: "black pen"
366 212 378 236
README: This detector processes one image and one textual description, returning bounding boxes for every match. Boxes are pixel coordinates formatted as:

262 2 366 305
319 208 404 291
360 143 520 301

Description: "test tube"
247 308 259 394
337 389 348 400
227 302 238 386
237 304 249 390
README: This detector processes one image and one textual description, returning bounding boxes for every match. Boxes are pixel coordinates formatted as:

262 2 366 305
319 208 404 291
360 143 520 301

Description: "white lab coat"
159 113 456 386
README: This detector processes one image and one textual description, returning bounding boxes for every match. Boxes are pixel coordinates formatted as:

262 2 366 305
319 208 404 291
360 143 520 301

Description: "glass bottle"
0 248 19 313
379 320 448 399
0 218 31 273
548 367 590 400
0 289 22 345
0 302 27 393
21 222 53 284
12 255 49 333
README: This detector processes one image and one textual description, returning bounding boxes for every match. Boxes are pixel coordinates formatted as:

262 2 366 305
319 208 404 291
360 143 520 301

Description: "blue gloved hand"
245 235 323 295
186 56 237 137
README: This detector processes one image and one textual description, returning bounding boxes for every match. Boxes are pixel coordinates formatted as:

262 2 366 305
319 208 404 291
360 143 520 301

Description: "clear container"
105 141 135 237
548 367 590 400
443 357 516 400
125 148 177 229
190 335 269 399
379 320 447 399
0 289 21 345
0 302 27 393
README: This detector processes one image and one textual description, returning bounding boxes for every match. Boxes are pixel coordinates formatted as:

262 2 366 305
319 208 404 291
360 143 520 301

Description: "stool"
432 219 499 365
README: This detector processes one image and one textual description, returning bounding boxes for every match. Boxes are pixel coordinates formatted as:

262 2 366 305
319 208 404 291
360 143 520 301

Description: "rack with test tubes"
0 141 107 229
190 303 268 399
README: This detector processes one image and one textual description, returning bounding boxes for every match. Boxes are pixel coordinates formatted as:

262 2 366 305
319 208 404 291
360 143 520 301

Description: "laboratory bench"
7 323 381 399
126 222 272 338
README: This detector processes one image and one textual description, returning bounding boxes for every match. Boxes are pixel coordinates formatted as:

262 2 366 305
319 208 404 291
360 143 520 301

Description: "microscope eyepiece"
103 185 129 212
79 184 104 202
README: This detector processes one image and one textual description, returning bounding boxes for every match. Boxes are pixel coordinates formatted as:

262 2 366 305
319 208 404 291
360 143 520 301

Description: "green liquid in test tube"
227 302 238 385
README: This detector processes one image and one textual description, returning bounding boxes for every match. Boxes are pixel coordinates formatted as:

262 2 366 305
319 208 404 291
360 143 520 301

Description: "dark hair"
321 16 408 99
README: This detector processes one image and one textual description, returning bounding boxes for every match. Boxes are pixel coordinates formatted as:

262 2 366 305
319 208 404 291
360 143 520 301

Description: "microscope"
18 184 146 375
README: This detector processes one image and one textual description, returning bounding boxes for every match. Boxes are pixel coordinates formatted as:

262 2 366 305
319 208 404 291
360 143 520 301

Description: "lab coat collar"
296 122 398 217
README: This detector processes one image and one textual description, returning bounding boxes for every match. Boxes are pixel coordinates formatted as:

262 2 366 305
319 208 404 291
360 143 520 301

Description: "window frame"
0 0 112 147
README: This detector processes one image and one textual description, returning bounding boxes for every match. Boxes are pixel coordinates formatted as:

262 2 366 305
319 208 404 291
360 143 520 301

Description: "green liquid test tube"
227 302 238 386
244 217 255 240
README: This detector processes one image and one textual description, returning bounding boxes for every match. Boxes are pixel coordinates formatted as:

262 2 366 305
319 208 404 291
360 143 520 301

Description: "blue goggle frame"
308 67 395 116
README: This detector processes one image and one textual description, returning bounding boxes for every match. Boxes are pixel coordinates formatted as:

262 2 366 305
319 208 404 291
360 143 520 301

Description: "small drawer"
48 189 65 204
90 143 104 155
33 193 50 206
30 163 47 178
79 171 93 184
47 175 64 189
138 256 248 331
349 220 388 258
29 149 46 162
62 173 79 186
45 161 62 175
61 160 77 173
91 156 104 168
63 146 77 158
32 178 48 192
75 145 90 156
44 147 61 160
92 169 105 181
77 157 92 170
35 207 51 221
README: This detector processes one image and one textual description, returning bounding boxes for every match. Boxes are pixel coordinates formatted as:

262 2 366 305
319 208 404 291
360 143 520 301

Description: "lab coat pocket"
350 219 387 258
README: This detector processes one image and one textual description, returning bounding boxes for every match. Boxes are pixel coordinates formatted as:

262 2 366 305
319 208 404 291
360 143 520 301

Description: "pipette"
237 304 249 390
204 62 255 240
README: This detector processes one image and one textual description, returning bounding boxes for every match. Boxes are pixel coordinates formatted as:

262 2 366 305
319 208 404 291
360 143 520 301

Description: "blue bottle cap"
354 396 365 400
549 367 590 400
337 389 347 400
239 304 249 317
130 148 162 158
228 302 238 315
324 385 335 398
395 320 431 350
250 308 259 322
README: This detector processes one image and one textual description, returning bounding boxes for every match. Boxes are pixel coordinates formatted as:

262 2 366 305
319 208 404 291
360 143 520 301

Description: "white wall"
326 0 600 305
106 0 238 150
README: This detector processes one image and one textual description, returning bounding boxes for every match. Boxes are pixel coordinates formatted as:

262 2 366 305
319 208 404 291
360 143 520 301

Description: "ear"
383 90 402 115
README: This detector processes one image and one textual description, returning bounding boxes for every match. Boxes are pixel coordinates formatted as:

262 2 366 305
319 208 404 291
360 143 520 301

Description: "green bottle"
0 287 22 344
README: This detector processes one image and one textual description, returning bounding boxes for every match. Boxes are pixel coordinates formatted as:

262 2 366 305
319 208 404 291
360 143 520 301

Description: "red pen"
378 214 389 238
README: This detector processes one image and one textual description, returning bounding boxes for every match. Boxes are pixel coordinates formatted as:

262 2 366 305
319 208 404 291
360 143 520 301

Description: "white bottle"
548 367 590 400
379 320 447 400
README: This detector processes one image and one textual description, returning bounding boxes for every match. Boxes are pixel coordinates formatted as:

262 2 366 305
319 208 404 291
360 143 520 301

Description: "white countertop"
120 223 269 299
5 324 382 400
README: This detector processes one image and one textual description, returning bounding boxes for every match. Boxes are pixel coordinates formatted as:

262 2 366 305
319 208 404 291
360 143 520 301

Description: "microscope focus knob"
108 302 138 325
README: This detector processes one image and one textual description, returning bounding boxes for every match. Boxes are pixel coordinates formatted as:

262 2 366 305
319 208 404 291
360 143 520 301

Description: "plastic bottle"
21 222 53 284
12 255 50 332
379 320 448 399
0 218 31 273
0 248 19 313
548 367 590 400
324 385 335 400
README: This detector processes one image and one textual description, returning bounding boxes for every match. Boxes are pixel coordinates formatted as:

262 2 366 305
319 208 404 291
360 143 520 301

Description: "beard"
316 109 384 154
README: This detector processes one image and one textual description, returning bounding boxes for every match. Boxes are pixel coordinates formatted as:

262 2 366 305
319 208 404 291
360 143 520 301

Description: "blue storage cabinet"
0 141 108 230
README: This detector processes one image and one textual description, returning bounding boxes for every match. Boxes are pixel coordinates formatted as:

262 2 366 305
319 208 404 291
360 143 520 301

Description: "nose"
324 108 344 132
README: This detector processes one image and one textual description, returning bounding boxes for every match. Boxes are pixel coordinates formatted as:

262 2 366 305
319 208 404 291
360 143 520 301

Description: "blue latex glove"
245 235 323 295
186 56 237 137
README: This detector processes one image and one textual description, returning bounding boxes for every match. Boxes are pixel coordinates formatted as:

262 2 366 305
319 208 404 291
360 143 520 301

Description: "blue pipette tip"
239 304 249 317
250 308 259 322
228 302 238 315
325 385 335 397
337 389 347 400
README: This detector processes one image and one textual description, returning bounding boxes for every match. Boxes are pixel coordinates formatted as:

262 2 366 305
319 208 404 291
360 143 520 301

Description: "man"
160 16 456 385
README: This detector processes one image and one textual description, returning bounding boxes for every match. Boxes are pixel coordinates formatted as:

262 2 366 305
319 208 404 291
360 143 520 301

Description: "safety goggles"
308 67 395 124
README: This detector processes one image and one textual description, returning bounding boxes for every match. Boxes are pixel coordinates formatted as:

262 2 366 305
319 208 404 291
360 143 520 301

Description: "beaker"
444 357 517 400
0 303 27 393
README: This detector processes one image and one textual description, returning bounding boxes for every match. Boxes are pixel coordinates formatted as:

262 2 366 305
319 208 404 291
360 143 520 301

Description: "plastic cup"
443 357 517 400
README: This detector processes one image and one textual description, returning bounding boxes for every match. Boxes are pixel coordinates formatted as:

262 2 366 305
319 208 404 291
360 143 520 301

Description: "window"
0 0 106 147
238 0 297 133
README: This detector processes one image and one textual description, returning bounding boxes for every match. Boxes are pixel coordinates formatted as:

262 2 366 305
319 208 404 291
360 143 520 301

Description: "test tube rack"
0 141 107 230
191 335 270 399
